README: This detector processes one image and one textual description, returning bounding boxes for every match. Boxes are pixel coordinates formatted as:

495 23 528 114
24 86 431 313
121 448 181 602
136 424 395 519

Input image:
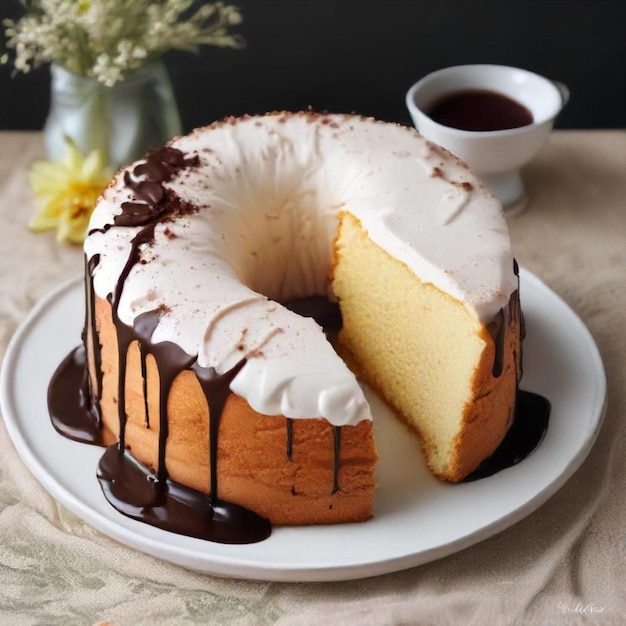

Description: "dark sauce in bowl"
427 89 533 131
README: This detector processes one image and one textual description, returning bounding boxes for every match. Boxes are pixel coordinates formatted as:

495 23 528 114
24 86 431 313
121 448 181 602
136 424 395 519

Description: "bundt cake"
62 112 521 539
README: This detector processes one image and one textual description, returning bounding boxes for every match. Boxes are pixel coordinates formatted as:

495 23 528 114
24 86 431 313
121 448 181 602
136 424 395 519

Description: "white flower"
2 1 244 85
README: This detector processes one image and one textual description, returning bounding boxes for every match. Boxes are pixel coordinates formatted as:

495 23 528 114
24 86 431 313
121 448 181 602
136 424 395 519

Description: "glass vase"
44 61 183 170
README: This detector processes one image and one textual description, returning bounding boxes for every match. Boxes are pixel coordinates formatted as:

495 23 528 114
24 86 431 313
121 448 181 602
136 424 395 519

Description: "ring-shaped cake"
77 112 521 533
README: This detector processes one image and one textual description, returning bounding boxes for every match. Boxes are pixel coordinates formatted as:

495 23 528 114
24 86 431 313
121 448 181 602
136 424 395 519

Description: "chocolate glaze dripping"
102 148 269 542
282 296 344 493
83 254 103 424
332 426 342 495
511 259 525 392
139 342 151 428
107 147 200 450
488 308 507 378
50 146 271 543
286 418 294 461
49 255 108 446
48 346 110 445
97 444 270 544
108 224 158 450
134 310 196 482
464 390 551 481
191 359 246 501
464 258 550 480
95 309 270 544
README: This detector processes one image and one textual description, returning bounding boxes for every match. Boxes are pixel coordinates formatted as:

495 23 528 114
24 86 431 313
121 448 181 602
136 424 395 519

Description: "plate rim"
0 269 608 582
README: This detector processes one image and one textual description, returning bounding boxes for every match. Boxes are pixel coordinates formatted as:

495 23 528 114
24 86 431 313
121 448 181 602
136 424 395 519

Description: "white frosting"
85 112 517 426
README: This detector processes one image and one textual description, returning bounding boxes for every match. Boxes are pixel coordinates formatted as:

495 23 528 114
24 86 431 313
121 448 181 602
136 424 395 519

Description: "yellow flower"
77 1 92 15
29 139 111 244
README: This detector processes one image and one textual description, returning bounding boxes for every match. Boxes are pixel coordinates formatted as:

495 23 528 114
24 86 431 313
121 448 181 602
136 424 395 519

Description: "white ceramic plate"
0 269 607 582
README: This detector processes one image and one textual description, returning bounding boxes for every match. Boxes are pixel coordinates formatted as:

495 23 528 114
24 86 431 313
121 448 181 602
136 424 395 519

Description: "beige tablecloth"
0 130 625 625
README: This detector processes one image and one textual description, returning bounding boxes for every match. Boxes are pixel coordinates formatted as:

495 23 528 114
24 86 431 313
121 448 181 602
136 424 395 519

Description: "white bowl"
406 64 568 212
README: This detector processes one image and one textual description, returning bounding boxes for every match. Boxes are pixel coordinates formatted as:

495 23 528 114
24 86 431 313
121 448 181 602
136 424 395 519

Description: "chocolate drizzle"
49 146 273 544
48 345 113 446
97 444 270 544
487 308 507 378
464 390 551 481
133 310 196 482
466 258 550 480
139 341 151 428
286 418 294 461
116 146 200 227
332 426 342 494
106 147 200 453
84 254 103 425
191 359 246 501
281 296 344 487
49 253 109 446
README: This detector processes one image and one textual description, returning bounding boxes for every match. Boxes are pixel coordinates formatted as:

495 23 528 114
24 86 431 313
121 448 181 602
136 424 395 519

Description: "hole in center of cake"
220 179 343 340
218 156 340 306
281 294 343 340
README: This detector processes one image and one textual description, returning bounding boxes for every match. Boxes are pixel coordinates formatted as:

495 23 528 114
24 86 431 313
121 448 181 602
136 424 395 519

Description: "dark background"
1 0 625 132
